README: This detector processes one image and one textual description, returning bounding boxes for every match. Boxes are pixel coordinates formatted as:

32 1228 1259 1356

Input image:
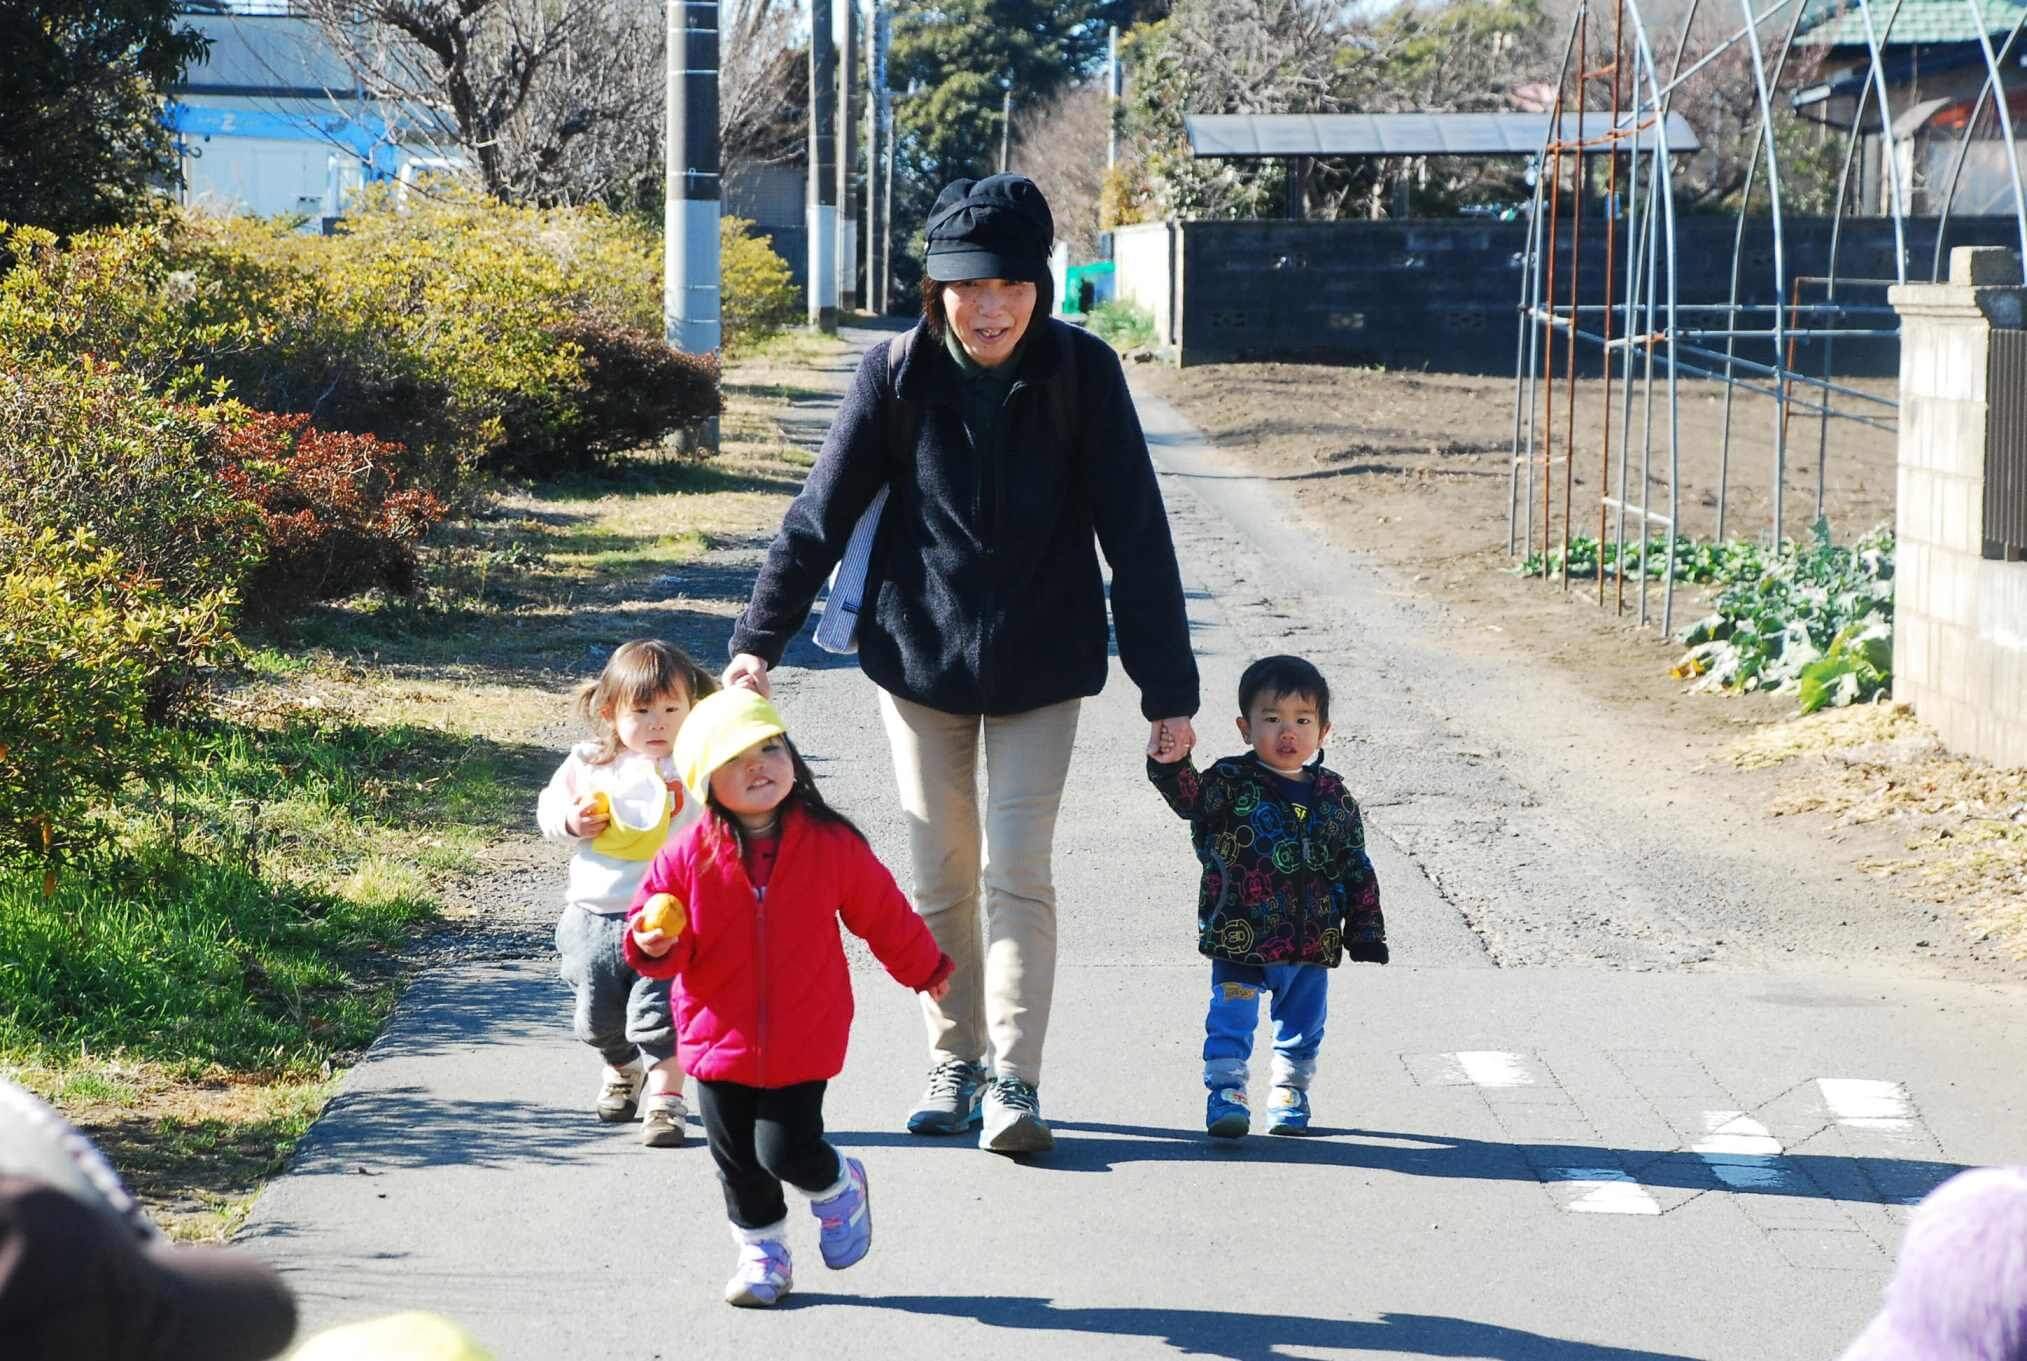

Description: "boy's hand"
1147 716 1196 763
926 977 951 1001
1346 941 1389 965
565 792 610 839
632 926 678 958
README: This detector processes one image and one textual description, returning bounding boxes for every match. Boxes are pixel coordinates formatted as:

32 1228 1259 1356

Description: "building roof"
175 14 359 98
1184 111 1701 159
1795 0 2027 47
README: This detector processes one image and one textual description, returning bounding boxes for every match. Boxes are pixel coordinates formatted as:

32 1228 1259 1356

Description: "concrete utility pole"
665 0 720 451
835 0 856 313
999 86 1012 173
876 2 893 312
808 0 838 332
864 0 882 314
1107 25 1120 171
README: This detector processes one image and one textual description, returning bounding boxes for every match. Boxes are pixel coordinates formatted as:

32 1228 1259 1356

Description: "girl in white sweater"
537 640 714 1146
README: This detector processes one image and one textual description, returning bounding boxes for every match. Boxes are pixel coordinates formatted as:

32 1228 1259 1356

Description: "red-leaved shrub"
216 412 446 622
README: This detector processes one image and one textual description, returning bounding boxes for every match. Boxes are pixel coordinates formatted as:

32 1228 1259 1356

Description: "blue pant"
1203 959 1327 1091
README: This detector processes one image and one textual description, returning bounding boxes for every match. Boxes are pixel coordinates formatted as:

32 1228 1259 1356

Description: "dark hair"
573 639 718 764
919 273 1056 342
703 734 866 851
1238 655 1331 727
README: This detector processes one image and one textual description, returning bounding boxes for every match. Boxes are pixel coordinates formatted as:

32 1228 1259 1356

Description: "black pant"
696 1079 840 1230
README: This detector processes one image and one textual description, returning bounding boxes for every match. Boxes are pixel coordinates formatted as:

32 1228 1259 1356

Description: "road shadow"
782 1293 1703 1360
831 1119 1962 1208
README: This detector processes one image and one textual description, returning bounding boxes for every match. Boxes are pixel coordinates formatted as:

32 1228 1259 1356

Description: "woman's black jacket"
729 318 1200 721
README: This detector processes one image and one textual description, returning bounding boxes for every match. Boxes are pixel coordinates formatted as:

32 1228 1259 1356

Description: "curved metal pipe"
1931 8 2027 280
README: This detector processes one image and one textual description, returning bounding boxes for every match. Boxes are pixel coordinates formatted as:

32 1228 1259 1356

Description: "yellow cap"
289 1312 493 1361
674 687 788 802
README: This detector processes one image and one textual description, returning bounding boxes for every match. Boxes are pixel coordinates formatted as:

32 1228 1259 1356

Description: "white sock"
730 1218 788 1246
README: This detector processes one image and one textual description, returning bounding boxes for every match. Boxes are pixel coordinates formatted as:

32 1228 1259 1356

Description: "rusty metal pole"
1561 4 1588 590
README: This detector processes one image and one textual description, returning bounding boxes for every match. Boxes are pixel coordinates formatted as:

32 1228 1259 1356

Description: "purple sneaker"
811 1157 872 1269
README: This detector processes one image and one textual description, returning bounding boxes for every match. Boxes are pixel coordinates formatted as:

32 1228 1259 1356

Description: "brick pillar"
1887 246 2027 765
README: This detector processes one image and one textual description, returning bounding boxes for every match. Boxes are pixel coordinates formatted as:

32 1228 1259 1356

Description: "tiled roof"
1796 0 2027 47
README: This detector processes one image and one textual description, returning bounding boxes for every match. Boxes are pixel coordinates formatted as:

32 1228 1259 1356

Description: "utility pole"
999 85 1012 173
807 0 837 331
1107 25 1120 171
665 0 720 451
864 1 883 314
836 0 857 313
876 2 893 313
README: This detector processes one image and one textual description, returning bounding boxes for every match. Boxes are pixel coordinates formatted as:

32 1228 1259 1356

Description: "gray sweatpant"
554 905 676 1069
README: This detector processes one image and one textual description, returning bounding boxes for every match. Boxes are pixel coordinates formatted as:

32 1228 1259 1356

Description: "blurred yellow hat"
289 1312 492 1361
674 687 789 801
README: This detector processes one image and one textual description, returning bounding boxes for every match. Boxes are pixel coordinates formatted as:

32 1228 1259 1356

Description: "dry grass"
1728 704 2027 955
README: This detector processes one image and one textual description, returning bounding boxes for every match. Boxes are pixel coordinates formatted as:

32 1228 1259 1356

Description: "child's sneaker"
905 1056 986 1135
1266 1085 1311 1136
723 1238 793 1308
979 1076 1053 1154
810 1156 872 1269
595 1060 643 1122
1206 1086 1251 1139
639 1091 687 1147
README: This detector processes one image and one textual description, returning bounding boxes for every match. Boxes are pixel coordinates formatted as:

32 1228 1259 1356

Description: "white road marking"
1544 1167 1664 1215
1454 1051 1536 1088
1817 1078 1916 1132
1693 1112 1797 1191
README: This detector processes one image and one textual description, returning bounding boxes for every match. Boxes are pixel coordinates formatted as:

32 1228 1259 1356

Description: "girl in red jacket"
624 688 952 1308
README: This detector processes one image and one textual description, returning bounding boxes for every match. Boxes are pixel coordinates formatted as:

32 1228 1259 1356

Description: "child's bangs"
610 645 694 708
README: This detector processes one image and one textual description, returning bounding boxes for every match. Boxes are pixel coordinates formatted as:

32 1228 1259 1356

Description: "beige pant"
877 689 1081 1087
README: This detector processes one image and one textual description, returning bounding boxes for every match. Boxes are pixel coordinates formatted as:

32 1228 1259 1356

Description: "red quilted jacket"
621 804 947 1088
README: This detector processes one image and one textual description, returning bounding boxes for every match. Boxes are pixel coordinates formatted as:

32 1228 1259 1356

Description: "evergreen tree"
0 0 208 236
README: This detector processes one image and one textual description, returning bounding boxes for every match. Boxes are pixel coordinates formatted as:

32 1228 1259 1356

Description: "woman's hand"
724 653 772 697
1147 716 1196 764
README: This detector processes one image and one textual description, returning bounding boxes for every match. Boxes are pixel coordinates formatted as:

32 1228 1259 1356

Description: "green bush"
1086 299 1158 353
0 199 724 502
0 362 261 600
721 216 800 355
0 529 234 866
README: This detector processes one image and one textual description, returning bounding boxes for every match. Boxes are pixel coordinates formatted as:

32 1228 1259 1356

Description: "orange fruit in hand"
637 892 686 938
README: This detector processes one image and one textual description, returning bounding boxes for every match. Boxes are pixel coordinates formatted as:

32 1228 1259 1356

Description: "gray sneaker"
979 1076 1053 1154
905 1057 986 1135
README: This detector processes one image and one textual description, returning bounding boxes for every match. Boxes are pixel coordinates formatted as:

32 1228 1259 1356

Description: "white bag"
811 485 890 655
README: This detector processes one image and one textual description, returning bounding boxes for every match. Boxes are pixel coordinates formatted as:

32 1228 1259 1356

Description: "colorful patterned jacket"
1148 752 1386 968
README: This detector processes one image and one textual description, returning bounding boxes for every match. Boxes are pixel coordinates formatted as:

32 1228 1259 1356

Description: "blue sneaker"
1206 1086 1250 1139
724 1238 793 1307
1266 1085 1312 1136
905 1057 986 1135
811 1157 871 1269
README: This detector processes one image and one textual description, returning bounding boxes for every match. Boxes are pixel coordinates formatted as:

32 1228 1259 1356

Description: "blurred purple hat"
1840 1166 2027 1361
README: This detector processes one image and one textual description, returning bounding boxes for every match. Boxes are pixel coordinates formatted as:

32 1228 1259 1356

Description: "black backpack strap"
883 327 921 470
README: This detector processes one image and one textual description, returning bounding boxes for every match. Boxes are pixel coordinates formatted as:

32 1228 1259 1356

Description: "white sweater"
536 744 704 916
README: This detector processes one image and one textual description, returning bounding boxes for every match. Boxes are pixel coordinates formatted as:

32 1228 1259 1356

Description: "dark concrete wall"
1175 215 2026 374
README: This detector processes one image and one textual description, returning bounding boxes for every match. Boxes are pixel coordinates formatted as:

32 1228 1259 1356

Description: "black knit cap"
923 173 1054 283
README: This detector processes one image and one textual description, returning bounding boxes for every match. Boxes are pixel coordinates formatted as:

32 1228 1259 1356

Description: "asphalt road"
240 326 2027 1361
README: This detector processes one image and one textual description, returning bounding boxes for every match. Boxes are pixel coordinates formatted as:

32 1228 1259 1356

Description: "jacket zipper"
752 876 767 1089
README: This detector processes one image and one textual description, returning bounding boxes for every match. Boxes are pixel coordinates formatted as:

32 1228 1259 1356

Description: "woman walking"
723 173 1199 1154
